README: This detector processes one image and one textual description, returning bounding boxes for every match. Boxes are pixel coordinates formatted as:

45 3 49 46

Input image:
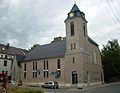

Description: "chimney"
6 43 10 48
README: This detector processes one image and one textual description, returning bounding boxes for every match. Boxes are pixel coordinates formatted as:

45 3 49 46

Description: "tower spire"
74 1 76 4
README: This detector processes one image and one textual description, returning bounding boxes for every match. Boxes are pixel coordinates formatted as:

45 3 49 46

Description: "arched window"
70 22 74 36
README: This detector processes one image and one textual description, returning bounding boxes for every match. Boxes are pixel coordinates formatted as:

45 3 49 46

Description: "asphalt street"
44 82 120 93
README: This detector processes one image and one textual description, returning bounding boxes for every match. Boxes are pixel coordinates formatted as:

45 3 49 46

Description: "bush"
7 86 44 93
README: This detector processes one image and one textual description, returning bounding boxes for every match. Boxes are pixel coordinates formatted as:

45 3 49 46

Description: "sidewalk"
79 82 120 91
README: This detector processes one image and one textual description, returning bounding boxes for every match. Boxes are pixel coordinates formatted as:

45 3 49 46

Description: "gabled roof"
15 55 26 66
24 39 66 61
88 37 99 46
0 44 27 56
16 55 26 62
70 4 80 12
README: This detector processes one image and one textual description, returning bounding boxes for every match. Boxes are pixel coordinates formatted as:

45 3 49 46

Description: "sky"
0 0 120 50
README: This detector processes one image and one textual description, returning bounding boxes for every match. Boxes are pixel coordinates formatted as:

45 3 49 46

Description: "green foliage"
51 37 63 43
101 39 120 82
29 44 40 51
7 86 44 93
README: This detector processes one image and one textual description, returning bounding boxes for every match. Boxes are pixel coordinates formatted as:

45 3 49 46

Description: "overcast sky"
0 0 120 50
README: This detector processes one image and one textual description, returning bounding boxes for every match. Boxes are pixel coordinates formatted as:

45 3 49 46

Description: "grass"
6 86 44 93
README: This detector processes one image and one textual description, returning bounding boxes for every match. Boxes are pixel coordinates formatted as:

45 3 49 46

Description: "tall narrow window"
57 59 61 77
83 23 86 37
71 44 73 50
72 57 75 64
44 61 45 70
35 62 37 78
5 55 7 59
33 62 37 78
43 60 49 78
46 70 49 77
4 60 7 66
70 22 74 36
24 72 26 78
24 63 26 78
74 43 76 49
33 62 34 70
24 63 26 71
44 71 46 78
46 60 49 70
46 60 49 77
57 59 60 69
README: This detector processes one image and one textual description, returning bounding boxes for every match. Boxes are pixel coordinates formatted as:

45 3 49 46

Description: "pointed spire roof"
70 4 80 12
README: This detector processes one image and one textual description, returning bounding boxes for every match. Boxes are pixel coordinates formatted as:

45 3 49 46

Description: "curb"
80 82 120 91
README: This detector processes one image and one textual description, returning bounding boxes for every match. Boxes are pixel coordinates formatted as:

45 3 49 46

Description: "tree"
51 37 63 43
29 44 40 51
101 39 120 82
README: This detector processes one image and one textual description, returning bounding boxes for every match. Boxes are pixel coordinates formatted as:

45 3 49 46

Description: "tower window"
4 60 7 66
83 23 86 37
72 57 75 64
71 44 73 50
5 55 7 59
74 43 76 49
70 22 74 36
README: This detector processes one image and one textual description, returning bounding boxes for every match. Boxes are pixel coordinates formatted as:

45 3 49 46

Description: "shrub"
6 86 44 93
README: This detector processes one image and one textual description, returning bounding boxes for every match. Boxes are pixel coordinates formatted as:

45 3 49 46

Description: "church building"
12 3 104 87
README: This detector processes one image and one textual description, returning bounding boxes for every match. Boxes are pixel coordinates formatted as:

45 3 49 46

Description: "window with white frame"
24 63 26 78
32 62 37 78
43 60 49 78
57 59 61 77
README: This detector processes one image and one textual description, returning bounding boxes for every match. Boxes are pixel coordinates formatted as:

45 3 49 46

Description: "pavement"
44 82 120 93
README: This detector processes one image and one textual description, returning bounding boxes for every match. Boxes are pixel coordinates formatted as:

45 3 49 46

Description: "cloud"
0 0 119 50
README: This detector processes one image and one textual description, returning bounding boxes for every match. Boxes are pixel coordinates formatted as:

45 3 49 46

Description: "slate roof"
88 37 99 46
16 55 26 62
70 4 80 12
24 39 66 61
0 44 27 55
15 55 26 66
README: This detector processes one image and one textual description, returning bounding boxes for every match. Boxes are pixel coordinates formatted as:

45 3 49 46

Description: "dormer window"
76 11 81 16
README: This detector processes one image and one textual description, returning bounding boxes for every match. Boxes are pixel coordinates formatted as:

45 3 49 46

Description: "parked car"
8 80 17 85
41 81 59 89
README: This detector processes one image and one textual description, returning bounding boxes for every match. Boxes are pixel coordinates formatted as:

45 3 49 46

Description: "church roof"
70 4 80 12
88 37 99 46
15 55 26 66
24 39 66 61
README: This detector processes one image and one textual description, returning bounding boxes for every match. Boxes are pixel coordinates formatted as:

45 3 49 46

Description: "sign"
50 71 60 79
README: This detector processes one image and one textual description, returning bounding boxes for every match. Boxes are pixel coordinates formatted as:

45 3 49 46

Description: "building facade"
0 43 26 80
14 4 104 87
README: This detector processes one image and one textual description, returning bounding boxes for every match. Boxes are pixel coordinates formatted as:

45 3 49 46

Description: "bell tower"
65 3 88 54
64 3 89 85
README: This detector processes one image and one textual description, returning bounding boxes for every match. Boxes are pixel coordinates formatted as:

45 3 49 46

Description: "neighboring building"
0 43 27 80
14 4 104 87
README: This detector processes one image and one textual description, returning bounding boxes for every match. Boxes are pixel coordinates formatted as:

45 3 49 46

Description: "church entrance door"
72 71 78 84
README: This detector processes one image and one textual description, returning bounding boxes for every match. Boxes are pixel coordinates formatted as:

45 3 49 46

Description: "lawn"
3 86 44 93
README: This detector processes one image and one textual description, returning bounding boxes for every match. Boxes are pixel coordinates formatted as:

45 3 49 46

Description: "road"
44 82 120 93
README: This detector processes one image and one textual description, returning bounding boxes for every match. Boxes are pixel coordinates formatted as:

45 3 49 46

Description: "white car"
41 81 59 89
8 80 17 85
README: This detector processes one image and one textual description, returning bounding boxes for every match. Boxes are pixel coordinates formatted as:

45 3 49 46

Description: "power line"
106 0 120 22
98 0 120 31
98 0 118 24
110 0 120 19
116 0 120 6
